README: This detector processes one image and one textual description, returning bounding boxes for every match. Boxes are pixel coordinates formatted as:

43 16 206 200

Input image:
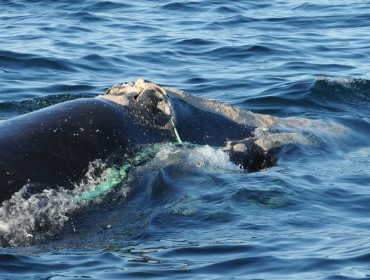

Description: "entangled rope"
72 145 162 202
72 90 184 203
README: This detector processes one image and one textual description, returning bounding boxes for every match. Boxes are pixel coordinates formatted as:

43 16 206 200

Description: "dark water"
1 1 370 279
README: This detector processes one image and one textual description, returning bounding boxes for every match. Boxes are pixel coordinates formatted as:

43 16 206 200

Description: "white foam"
0 160 129 247
0 186 74 247
0 145 238 246
317 76 365 86
316 76 370 100
348 147 370 158
187 145 241 171
154 143 241 171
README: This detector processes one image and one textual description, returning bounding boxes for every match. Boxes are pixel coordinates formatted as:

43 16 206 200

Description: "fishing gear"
72 86 185 203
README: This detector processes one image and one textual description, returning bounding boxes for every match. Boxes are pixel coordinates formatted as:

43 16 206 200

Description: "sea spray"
0 144 240 247
0 159 129 247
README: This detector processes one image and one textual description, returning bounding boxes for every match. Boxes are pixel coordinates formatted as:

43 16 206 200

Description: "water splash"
0 144 239 247
0 187 74 247
153 143 241 171
0 160 129 247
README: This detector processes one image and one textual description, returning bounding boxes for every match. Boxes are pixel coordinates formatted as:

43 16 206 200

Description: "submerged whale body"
0 79 323 204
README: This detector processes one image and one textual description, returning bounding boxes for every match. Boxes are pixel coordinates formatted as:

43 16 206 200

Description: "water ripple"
0 50 74 72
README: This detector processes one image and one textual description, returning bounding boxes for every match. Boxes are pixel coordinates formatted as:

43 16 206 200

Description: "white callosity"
97 79 171 118
100 79 347 154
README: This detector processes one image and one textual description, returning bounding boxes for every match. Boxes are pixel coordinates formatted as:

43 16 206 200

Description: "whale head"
97 79 172 128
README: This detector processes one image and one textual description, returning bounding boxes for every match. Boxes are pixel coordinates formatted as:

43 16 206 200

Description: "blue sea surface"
1 1 370 279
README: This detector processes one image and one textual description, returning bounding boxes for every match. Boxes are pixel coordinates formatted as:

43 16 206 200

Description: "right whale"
0 79 345 203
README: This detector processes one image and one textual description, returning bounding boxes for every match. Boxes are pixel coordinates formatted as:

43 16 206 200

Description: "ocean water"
0 0 370 279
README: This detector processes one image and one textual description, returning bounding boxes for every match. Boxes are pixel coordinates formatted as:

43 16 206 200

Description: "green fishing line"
72 89 191 203
72 145 162 203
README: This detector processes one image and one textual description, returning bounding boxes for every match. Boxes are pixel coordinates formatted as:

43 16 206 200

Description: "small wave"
208 15 256 29
176 38 215 47
315 77 370 99
205 45 273 60
160 1 206 12
0 50 75 73
0 94 89 120
67 11 109 23
85 1 133 12
308 77 370 116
